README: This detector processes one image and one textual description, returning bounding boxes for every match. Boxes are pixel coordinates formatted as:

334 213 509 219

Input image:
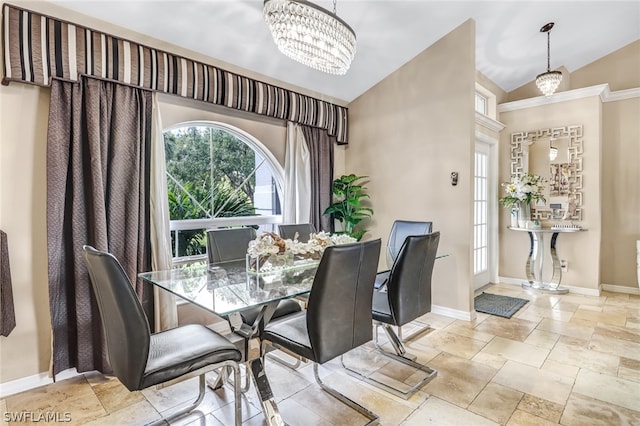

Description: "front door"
473 140 496 290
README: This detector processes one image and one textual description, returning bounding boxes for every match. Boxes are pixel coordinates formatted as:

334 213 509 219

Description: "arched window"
164 121 283 258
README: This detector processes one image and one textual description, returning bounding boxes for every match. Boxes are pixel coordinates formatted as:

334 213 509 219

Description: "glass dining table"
139 258 320 426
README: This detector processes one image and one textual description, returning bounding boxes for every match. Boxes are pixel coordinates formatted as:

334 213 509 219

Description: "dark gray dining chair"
376 220 432 290
278 223 317 243
82 245 242 425
374 220 434 342
206 227 257 263
344 232 440 399
386 219 433 265
261 239 382 425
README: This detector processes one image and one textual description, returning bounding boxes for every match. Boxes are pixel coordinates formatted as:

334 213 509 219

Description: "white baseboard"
601 283 640 295
497 276 601 296
566 286 601 297
497 277 526 287
0 368 80 398
431 304 476 321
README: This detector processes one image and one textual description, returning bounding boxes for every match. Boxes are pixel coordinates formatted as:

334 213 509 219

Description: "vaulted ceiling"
49 0 640 103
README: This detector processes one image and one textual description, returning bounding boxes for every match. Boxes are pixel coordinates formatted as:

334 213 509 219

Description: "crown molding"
603 87 640 102
475 112 505 132
498 84 640 112
476 111 507 132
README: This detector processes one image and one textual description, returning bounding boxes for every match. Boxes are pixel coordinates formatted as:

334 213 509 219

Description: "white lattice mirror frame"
510 125 583 221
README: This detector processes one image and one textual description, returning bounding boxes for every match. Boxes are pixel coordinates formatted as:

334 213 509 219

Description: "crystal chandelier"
263 0 357 75
535 22 562 97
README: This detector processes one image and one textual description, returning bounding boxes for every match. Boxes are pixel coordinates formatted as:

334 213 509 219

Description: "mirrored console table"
509 226 585 294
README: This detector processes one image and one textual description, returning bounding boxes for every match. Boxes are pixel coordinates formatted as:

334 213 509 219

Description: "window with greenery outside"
164 125 281 257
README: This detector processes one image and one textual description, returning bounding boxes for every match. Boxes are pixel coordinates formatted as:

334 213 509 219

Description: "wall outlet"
560 259 568 272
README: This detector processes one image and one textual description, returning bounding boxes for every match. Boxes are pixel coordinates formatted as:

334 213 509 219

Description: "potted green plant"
323 174 373 241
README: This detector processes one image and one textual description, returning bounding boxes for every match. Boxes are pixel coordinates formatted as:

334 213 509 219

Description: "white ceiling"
49 0 640 103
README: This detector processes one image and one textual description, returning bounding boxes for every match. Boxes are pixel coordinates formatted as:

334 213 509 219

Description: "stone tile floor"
2 283 640 425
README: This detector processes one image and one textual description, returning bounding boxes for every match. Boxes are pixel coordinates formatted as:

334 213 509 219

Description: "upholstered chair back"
306 239 381 364
387 220 433 262
207 228 257 263
278 223 317 243
386 232 440 326
82 245 150 390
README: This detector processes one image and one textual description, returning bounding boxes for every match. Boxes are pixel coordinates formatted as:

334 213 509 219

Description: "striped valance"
1 4 348 143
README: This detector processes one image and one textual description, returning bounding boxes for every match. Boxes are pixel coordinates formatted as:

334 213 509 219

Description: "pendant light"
535 22 563 97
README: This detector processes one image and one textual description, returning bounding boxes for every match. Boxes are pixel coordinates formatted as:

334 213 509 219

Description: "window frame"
163 120 285 262
475 92 488 115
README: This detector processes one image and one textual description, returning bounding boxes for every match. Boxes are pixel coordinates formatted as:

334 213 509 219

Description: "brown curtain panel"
301 126 335 233
47 76 153 375
0 230 16 337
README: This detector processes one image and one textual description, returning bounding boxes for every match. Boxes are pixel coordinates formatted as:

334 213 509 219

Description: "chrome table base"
510 226 584 294
522 230 568 294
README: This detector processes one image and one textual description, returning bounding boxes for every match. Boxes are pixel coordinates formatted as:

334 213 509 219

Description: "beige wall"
601 97 640 287
476 70 508 105
0 83 51 383
571 40 640 92
347 20 477 315
578 39 640 289
498 97 603 290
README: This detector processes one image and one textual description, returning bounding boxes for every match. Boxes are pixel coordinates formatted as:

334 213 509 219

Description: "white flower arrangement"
499 173 546 210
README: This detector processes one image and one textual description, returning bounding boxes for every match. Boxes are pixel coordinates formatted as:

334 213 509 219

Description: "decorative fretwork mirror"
510 125 583 221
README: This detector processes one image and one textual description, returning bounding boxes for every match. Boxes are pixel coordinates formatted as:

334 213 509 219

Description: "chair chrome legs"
260 340 379 425
313 364 379 426
379 322 408 356
264 343 307 370
343 323 437 399
267 351 303 369
207 363 251 393
397 320 433 342
146 374 206 426
231 363 242 426
149 361 242 426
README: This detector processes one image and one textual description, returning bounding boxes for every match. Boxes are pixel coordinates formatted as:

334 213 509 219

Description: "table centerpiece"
246 231 357 274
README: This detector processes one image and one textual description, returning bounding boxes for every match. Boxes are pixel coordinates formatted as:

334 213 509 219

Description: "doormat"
474 292 529 319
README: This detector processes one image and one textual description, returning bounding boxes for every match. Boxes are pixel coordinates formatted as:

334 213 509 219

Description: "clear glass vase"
509 207 519 228
246 252 294 273
517 202 531 228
